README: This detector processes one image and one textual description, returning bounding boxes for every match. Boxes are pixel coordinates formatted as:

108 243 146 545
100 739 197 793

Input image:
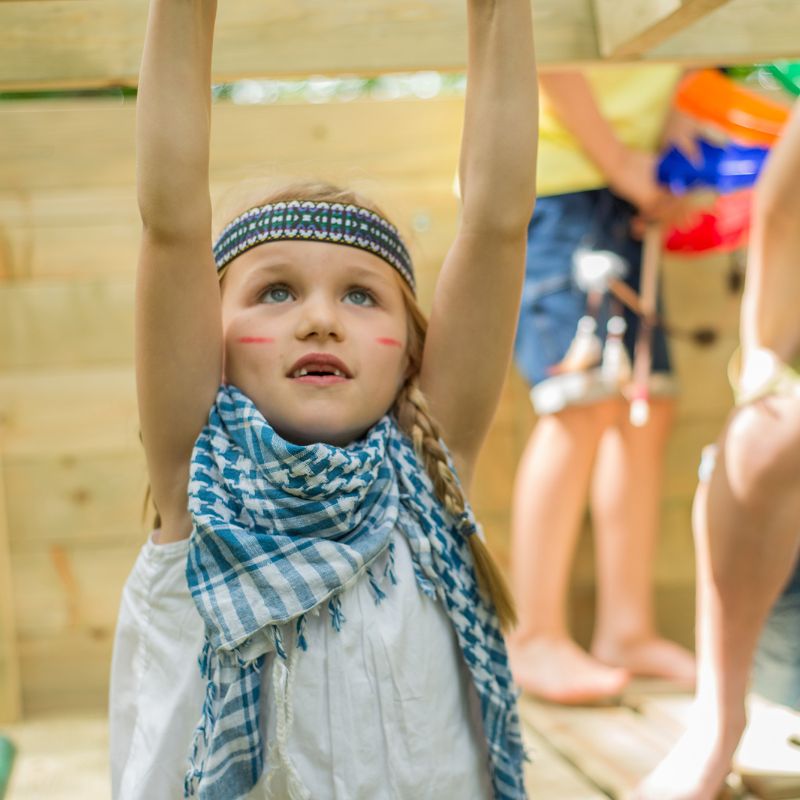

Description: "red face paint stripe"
376 337 403 348
238 336 275 343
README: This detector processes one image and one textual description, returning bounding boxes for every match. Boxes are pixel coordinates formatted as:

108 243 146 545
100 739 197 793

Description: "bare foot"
508 635 630 705
593 636 696 686
631 700 746 800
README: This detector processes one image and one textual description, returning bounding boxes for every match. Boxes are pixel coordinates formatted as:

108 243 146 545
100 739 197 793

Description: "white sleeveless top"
109 530 492 800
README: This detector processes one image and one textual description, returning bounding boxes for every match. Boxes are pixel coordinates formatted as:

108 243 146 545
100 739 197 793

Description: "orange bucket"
676 69 789 146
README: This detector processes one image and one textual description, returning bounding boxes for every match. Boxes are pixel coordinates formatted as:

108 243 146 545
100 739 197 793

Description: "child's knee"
724 397 800 504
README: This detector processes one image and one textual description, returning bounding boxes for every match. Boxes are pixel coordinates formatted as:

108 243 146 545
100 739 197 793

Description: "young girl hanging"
112 1 540 798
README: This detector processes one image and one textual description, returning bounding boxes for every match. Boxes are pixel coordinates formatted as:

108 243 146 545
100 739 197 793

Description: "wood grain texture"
520 695 678 797
649 0 800 62
11 542 138 639
4 450 147 550
523 722 608 798
0 97 463 191
0 456 22 722
593 0 731 58
0 183 458 283
0 367 139 457
0 0 596 91
0 278 135 370
2 713 110 799
3 0 800 91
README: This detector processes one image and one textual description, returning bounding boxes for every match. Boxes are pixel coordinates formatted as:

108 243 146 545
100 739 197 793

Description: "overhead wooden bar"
0 0 596 92
3 0 800 92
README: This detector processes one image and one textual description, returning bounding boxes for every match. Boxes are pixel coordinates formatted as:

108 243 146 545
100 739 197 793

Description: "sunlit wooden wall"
3 0 799 721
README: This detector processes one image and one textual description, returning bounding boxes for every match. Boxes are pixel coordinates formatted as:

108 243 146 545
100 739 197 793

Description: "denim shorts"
514 189 672 409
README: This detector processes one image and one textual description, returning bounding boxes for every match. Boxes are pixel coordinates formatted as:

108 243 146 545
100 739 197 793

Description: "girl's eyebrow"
343 263 395 287
239 257 394 290
239 261 295 286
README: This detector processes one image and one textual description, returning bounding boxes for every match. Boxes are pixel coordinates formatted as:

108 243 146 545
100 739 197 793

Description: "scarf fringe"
383 539 398 586
366 566 387 605
279 547 406 649
265 630 311 800
270 625 287 660
184 641 218 798
327 595 345 631
295 615 308 652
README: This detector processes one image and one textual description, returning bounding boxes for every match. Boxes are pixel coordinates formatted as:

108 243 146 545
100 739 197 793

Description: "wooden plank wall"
0 94 738 718
0 95 465 718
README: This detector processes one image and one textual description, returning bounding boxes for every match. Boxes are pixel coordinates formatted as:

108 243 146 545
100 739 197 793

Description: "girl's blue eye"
345 289 375 307
262 285 292 304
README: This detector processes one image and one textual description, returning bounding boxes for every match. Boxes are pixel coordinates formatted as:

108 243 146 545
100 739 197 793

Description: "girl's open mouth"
292 369 349 386
288 353 352 385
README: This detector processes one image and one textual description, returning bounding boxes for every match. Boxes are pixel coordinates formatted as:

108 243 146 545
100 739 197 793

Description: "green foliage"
0 73 466 104
0 86 137 103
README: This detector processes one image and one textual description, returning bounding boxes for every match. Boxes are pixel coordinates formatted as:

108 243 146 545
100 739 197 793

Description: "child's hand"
610 149 669 216
660 108 705 162
610 148 686 236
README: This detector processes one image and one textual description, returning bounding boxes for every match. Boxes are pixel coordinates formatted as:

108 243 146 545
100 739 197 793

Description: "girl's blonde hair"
145 180 517 630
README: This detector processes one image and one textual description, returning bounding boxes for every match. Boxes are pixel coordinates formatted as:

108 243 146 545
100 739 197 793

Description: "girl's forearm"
739 238 800 363
741 104 800 360
459 0 538 234
137 0 217 238
754 102 800 227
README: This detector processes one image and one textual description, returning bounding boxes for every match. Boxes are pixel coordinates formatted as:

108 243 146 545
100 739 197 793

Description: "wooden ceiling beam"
0 0 596 92
3 0 799 92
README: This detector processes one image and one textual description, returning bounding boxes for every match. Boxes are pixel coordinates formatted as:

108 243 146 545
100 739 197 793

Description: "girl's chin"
268 412 387 448
274 426 363 448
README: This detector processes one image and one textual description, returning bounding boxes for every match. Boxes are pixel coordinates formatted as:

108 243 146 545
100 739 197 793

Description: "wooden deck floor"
2 682 799 799
520 682 800 800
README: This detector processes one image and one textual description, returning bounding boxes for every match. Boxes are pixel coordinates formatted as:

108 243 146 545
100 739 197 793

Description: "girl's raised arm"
135 0 223 537
418 0 538 485
740 101 800 364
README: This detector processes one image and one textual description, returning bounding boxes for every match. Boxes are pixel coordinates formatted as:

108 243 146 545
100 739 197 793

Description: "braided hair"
391 276 517 631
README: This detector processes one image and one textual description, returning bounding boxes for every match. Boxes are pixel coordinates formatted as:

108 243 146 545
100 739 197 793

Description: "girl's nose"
295 295 344 341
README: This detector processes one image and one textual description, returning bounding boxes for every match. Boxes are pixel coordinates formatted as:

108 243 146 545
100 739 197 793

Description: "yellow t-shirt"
537 65 683 197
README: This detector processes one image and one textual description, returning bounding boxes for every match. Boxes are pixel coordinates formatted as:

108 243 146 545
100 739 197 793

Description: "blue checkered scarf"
184 384 526 799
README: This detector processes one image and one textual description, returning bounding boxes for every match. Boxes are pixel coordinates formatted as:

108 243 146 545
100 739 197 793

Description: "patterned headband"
213 200 415 292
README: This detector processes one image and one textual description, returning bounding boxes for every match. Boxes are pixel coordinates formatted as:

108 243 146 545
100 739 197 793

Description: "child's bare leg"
590 396 696 683
508 398 630 703
634 396 800 800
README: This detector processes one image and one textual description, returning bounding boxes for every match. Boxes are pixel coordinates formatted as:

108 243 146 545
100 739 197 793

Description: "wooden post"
0 452 22 723
629 223 662 427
